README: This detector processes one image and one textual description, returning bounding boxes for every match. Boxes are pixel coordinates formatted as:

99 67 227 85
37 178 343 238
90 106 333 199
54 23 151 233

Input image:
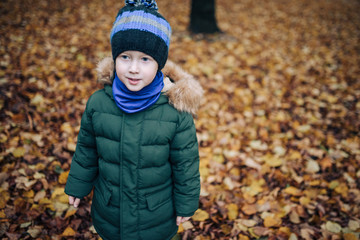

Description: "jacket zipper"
120 114 125 239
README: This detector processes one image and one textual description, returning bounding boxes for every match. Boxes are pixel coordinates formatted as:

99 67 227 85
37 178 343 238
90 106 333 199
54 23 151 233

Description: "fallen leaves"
325 221 342 234
192 209 210 222
61 226 76 237
11 147 26 158
1 0 360 239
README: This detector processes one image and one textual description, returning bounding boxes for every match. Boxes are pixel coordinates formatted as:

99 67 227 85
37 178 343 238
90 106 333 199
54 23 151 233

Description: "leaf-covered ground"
1 0 360 239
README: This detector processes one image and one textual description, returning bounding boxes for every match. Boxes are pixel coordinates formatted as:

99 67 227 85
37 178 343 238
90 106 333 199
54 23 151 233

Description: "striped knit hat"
110 0 171 70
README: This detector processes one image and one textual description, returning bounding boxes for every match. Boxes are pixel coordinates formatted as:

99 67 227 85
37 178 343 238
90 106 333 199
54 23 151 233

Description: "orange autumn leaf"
284 186 302 196
226 203 238 220
58 171 69 184
263 216 282 227
241 204 257 215
62 226 76 237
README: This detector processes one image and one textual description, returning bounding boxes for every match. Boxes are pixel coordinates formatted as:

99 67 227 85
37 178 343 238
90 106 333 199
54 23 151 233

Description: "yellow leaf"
334 183 348 197
226 203 238 220
238 234 250 240
58 171 69 184
348 220 360 231
329 180 339 189
51 187 65 199
213 154 224 163
54 201 69 213
289 233 298 240
33 172 45 180
248 228 260 239
288 150 302 160
0 133 8 143
58 193 70 204
64 207 77 219
192 209 209 222
299 196 311 206
284 186 302 196
39 198 52 205
305 159 320 173
273 146 286 156
244 179 265 197
296 124 311 133
325 221 341 233
289 210 300 224
12 147 26 158
224 177 235 191
23 190 35 198
61 122 73 134
309 180 321 186
30 93 44 106
264 216 282 227
229 167 240 177
177 223 184 233
181 221 194 230
62 226 76 237
0 190 10 208
89 225 98 234
0 210 6 218
221 224 232 235
199 167 209 179
250 140 268 151
67 142 76 152
34 190 46 202
265 155 283 167
279 227 291 236
239 219 257 227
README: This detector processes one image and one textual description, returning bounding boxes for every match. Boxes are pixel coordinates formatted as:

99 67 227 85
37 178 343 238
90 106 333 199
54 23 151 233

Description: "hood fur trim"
97 57 203 116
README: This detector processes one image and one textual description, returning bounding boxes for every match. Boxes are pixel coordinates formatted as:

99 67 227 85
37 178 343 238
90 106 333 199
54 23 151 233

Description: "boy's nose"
129 61 139 73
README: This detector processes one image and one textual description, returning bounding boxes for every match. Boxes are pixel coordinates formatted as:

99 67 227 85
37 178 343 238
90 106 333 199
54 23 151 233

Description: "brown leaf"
241 204 257 215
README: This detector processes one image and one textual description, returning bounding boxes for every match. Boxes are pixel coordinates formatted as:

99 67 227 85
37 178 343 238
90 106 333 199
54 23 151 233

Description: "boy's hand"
176 216 191 226
68 196 81 208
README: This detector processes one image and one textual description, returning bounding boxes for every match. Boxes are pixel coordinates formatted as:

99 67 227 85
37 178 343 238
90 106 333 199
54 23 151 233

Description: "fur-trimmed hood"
96 57 203 116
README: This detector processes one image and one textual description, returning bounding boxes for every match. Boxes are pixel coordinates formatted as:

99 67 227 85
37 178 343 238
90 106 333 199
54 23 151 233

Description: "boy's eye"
141 57 150 61
120 55 129 60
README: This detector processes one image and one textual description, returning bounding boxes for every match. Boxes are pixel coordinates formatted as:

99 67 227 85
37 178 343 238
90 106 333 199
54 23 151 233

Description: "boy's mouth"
127 77 141 85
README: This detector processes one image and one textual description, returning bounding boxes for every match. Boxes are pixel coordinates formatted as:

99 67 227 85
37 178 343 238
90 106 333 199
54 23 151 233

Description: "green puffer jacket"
64 58 203 240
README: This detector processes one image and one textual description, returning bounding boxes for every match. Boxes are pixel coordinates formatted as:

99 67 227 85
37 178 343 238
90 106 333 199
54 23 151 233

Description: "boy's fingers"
74 198 80 208
176 216 181 226
176 216 191 226
69 196 74 204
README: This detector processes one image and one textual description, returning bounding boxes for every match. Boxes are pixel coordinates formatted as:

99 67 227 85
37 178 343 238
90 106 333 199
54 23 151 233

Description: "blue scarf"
112 71 164 113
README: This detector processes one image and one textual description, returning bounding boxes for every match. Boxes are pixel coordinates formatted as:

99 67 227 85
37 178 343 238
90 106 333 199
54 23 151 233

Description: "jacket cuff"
64 175 95 199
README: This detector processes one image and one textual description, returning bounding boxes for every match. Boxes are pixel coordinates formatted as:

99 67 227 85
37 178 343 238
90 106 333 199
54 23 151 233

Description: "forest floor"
0 0 360 239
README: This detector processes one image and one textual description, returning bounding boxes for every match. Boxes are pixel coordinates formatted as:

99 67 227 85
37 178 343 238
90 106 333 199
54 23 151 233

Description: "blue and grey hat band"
111 10 171 46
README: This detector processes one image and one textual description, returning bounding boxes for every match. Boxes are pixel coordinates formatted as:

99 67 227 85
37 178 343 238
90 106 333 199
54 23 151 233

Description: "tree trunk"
189 0 220 34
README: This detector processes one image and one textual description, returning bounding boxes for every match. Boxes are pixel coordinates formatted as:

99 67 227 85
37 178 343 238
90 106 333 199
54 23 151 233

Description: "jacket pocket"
146 187 173 211
95 177 112 206
103 184 112 206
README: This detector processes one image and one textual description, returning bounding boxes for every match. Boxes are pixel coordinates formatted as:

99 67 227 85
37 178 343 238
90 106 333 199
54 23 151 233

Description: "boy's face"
115 51 158 92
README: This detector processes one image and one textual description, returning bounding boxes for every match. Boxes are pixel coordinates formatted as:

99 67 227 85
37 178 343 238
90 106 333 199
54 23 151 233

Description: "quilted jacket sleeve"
65 97 98 199
170 112 200 217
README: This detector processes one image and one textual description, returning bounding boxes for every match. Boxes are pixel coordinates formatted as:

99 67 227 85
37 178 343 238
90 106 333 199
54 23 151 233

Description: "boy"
65 0 203 239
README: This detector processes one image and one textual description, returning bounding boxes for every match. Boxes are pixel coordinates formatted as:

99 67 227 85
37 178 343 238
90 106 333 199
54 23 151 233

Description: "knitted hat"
110 0 172 70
